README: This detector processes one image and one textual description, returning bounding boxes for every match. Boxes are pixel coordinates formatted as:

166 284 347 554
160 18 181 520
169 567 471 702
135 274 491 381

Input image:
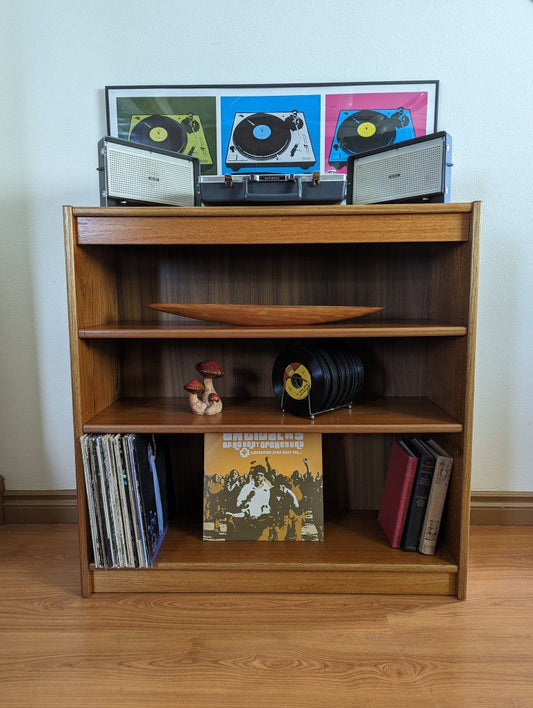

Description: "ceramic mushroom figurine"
183 379 207 415
196 360 225 405
204 392 223 416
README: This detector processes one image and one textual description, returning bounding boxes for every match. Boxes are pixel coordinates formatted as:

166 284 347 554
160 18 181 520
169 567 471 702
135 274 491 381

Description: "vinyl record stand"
279 378 353 419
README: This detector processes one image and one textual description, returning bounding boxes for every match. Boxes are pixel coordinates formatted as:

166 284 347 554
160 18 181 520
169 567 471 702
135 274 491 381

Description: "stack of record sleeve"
79 433 169 568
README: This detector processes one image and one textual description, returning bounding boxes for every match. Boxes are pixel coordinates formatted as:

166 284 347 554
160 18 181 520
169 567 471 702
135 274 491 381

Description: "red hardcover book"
378 441 418 548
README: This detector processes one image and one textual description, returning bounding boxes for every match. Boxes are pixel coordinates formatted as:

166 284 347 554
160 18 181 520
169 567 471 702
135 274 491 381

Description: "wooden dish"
148 303 384 326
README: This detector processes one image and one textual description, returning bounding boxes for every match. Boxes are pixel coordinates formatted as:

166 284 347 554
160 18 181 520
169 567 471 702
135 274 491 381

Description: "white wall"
1 0 531 491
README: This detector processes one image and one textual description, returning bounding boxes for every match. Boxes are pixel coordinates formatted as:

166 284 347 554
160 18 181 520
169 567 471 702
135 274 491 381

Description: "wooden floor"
0 525 532 708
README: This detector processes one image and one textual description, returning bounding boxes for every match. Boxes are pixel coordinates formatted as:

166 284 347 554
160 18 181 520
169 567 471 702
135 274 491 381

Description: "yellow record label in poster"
357 121 377 137
149 126 168 142
283 362 311 400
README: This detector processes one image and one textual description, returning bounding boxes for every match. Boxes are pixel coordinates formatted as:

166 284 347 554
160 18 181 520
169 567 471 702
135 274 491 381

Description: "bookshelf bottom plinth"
91 568 457 595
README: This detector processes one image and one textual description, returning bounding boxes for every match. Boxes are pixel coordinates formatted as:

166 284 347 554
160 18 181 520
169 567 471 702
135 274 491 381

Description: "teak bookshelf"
64 203 480 598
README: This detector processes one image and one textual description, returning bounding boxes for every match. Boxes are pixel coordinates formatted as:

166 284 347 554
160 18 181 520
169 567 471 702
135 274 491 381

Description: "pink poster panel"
325 91 430 173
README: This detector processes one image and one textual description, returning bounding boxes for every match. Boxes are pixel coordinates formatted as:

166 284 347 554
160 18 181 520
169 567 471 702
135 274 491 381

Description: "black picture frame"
106 81 439 176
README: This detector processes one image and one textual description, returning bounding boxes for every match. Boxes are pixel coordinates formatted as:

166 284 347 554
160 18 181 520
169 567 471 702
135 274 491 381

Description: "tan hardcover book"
418 439 454 555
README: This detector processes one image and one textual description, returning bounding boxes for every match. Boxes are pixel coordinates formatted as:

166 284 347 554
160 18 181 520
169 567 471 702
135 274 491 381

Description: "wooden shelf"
156 512 457 570
79 320 467 339
83 396 462 434
91 512 458 595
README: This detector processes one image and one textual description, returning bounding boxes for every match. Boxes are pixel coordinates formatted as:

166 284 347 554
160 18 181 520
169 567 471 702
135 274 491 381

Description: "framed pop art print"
106 81 438 176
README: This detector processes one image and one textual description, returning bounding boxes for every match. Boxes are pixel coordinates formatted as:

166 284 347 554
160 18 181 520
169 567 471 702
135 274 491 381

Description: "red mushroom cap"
184 378 204 393
208 393 220 402
196 360 225 379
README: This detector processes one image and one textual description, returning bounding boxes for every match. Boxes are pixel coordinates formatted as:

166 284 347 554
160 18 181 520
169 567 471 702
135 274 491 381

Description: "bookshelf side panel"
424 203 480 598
456 202 481 598
64 209 120 594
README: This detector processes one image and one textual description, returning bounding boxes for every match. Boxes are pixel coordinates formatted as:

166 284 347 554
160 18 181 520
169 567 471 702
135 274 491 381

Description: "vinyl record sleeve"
203 432 323 542
123 434 148 567
127 434 170 566
111 434 138 568
94 435 119 567
80 435 104 568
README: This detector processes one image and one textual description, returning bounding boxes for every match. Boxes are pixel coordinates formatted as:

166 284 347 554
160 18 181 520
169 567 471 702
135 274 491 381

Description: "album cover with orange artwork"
203 432 323 541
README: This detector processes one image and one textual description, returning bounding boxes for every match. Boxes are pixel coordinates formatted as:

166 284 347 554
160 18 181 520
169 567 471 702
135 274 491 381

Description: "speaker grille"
106 143 195 206
352 138 444 204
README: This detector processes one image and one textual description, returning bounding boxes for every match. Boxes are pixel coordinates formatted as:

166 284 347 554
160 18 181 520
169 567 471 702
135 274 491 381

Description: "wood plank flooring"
0 524 532 708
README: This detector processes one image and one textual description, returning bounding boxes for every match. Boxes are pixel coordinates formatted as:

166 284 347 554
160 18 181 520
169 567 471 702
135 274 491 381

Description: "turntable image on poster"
325 90 433 173
203 432 323 541
328 107 416 170
221 95 320 174
128 113 213 169
113 94 217 174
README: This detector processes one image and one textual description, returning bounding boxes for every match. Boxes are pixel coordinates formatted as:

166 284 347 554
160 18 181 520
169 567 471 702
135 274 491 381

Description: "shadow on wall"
0 198 47 490
471 223 517 491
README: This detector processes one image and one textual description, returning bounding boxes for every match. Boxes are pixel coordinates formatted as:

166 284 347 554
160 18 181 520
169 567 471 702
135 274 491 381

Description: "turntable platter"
129 115 186 153
232 112 292 159
337 110 398 154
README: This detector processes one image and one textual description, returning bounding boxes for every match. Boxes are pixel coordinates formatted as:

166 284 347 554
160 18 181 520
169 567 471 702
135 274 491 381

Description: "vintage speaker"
98 137 200 206
346 132 452 204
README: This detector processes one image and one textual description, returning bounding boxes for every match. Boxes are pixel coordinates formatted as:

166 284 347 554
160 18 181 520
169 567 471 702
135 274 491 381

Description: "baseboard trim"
1 490 78 524
470 492 533 525
1 490 532 525
0 475 5 524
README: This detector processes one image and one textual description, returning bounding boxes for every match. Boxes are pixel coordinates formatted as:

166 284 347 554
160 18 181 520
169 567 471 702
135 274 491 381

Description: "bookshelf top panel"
68 203 477 246
71 204 475 217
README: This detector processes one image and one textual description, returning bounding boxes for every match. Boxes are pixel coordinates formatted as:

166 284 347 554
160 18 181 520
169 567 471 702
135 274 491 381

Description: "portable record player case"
98 137 201 206
200 172 346 205
346 132 452 205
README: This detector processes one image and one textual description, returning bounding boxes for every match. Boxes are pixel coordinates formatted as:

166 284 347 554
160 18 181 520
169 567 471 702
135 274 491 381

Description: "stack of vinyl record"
272 343 364 418
79 433 169 568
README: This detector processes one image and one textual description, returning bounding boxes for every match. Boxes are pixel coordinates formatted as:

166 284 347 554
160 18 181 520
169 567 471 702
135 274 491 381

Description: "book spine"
400 456 434 552
390 461 417 547
419 456 453 555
